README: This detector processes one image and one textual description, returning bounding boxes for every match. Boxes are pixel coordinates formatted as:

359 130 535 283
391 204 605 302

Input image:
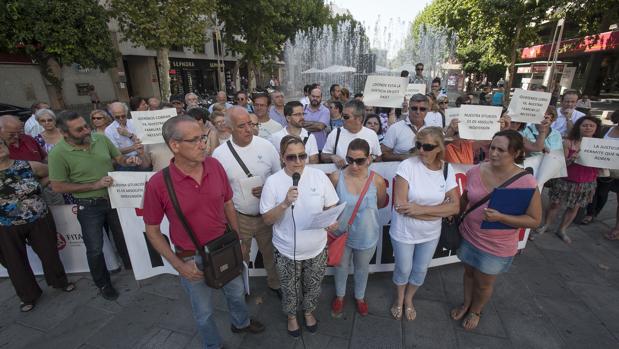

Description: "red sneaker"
331 297 344 318
356 299 369 316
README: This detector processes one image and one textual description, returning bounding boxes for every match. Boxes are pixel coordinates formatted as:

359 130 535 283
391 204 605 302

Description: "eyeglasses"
91 116 105 120
416 68 423 71
285 153 308 162
251 123 259 128
415 141 439 151
39 118 54 123
177 134 209 145
346 156 367 166
114 114 127 119
409 107 427 113
439 101 449 105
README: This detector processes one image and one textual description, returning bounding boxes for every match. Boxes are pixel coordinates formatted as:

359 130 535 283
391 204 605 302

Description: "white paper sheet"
239 176 264 208
305 202 347 230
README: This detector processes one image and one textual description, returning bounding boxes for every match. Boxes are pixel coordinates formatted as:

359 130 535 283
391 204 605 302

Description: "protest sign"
457 105 502 140
444 108 460 128
506 89 551 123
363 76 408 108
576 137 619 170
131 108 176 144
108 172 155 208
404 83 426 100
524 150 568 190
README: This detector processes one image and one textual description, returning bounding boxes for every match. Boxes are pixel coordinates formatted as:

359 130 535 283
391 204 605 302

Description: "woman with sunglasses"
452 130 541 330
390 127 460 321
90 109 112 134
329 139 387 318
261 135 339 337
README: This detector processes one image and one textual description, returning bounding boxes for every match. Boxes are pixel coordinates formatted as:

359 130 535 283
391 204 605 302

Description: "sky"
330 0 432 60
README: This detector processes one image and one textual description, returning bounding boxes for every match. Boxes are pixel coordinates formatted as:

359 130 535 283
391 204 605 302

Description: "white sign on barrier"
363 76 408 108
576 137 619 169
458 105 502 140
131 108 176 145
507 89 551 123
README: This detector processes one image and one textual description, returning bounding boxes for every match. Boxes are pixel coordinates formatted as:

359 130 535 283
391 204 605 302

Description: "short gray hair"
224 106 248 128
162 115 198 148
35 108 56 121
109 101 129 115
409 93 429 104
185 92 198 103
344 99 365 119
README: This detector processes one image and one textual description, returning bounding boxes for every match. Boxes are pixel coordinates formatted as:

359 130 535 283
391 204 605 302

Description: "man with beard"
269 101 319 163
303 86 331 150
49 111 143 300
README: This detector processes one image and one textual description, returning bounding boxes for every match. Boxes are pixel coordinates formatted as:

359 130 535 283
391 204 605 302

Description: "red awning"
521 30 619 60
0 53 35 65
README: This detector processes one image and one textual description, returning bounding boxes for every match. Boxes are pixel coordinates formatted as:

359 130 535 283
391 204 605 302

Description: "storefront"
168 58 236 97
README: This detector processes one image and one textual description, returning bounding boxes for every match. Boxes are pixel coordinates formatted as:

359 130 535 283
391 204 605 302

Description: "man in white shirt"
382 93 428 161
269 101 319 163
321 100 382 168
23 101 49 137
252 92 283 139
105 102 143 168
211 106 282 297
552 90 585 137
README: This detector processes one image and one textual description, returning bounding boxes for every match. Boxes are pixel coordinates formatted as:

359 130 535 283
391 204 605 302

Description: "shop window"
171 45 184 52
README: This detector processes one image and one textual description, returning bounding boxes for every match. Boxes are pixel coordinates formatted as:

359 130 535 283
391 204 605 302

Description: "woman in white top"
390 127 460 320
261 135 339 337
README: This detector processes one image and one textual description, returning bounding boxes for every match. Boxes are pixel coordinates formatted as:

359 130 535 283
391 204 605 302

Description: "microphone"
291 172 300 208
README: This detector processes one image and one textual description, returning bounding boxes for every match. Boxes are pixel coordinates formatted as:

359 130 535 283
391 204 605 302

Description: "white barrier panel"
0 205 121 277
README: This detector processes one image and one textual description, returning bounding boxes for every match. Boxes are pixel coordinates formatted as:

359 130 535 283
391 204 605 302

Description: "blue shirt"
522 124 563 156
268 106 287 127
303 104 331 150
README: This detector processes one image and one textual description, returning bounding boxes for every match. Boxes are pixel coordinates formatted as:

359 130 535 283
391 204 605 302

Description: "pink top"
460 165 537 257
565 146 597 183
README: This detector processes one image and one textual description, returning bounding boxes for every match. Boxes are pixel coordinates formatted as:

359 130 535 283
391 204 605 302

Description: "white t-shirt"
269 128 319 160
299 96 310 107
104 119 138 156
425 111 444 128
212 136 281 215
390 157 458 244
24 115 44 138
551 108 585 137
322 126 382 159
382 119 421 155
258 118 283 139
260 167 339 260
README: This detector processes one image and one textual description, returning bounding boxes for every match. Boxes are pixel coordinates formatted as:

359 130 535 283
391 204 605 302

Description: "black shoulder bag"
439 167 530 251
163 167 243 289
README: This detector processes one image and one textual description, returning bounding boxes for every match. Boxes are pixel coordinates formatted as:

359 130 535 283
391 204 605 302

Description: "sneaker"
356 299 369 316
231 318 265 334
331 297 344 318
99 285 119 301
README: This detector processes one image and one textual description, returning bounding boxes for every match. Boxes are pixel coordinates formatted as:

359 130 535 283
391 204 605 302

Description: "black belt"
74 197 109 205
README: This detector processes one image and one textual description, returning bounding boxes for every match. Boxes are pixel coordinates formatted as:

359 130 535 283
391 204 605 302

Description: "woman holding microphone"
261 135 339 337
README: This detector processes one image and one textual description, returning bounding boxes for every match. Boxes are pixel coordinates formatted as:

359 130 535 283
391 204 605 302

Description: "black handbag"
163 167 243 289
439 166 531 251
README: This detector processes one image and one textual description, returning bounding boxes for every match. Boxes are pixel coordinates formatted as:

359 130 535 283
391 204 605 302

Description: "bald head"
0 115 23 145
0 115 21 128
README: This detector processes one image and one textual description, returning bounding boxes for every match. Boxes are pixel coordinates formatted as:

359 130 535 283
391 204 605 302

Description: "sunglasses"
346 156 367 166
91 116 105 120
114 114 127 119
415 141 439 151
410 107 427 112
416 68 423 71
342 114 352 120
285 153 308 162
439 101 449 105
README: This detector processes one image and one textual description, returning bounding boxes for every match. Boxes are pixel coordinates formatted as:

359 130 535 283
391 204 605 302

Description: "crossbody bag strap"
407 123 418 135
334 127 342 154
226 140 253 177
461 169 530 220
347 171 375 228
163 167 210 254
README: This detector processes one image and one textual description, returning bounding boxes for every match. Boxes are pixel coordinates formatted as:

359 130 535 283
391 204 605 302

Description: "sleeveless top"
335 170 380 250
0 160 48 226
565 141 597 183
604 126 618 140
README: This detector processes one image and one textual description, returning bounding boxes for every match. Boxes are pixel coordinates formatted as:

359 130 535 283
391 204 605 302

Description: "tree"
108 0 216 101
215 0 331 90
0 0 116 108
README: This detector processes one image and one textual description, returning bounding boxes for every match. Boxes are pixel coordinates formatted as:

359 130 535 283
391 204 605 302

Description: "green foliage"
0 0 116 70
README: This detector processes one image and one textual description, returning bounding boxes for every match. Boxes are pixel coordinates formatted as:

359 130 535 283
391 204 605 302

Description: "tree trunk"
157 48 171 102
506 24 522 103
248 61 257 92
37 54 65 109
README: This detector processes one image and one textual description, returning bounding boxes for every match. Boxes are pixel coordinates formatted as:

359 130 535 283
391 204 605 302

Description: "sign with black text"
363 76 408 108
507 89 551 123
131 108 176 144
458 105 502 140
576 137 619 169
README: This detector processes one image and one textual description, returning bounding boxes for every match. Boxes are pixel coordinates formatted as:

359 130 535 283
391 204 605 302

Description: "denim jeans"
76 197 132 288
391 237 439 286
180 254 249 349
334 245 376 299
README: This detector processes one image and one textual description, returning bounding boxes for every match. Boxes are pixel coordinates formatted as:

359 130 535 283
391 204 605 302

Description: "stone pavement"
1 194 619 349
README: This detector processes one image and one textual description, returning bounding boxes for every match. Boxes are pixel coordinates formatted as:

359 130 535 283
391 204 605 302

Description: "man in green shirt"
49 110 143 300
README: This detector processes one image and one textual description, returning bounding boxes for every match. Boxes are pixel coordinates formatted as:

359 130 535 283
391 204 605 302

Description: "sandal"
604 230 619 241
450 304 469 321
555 231 572 244
20 302 35 312
405 305 416 321
462 311 481 330
63 283 76 292
580 216 593 225
390 304 402 320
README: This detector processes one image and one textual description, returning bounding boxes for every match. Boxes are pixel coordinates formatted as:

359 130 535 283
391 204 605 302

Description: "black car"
0 102 31 122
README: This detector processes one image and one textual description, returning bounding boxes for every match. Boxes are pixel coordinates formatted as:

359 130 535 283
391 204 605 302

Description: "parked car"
0 103 31 122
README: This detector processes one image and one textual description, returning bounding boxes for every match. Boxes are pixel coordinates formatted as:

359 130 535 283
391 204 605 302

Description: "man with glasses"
411 63 428 87
105 102 144 171
0 115 46 161
253 92 283 139
303 85 331 150
212 107 282 298
234 91 254 113
382 94 428 161
49 110 143 300
321 100 382 168
269 101 319 163
143 115 264 349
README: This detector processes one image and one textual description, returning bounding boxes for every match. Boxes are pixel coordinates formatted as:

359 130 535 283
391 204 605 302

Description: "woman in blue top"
328 139 387 317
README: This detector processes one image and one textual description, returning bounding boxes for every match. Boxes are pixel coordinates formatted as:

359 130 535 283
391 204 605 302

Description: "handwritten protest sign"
576 137 619 170
131 108 176 144
404 83 426 100
457 105 502 140
363 76 408 108
444 108 460 128
506 89 551 123
107 172 156 208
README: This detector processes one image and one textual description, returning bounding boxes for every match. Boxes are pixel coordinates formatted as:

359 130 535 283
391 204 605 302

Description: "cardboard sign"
444 108 460 128
363 76 408 108
576 137 619 169
107 172 154 208
131 108 176 144
457 105 502 140
405 83 426 100
507 89 551 123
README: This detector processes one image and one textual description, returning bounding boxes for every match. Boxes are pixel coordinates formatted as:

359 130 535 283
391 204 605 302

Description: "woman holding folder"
451 130 542 331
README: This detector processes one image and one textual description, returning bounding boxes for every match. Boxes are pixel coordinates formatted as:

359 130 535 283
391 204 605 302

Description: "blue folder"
481 188 535 230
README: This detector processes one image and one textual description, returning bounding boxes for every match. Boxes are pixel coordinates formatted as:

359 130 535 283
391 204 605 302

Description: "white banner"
506 89 551 123
576 137 619 170
108 172 153 209
458 105 502 140
445 108 460 128
363 76 408 108
405 83 426 100
524 150 568 190
130 108 176 145
0 205 121 277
